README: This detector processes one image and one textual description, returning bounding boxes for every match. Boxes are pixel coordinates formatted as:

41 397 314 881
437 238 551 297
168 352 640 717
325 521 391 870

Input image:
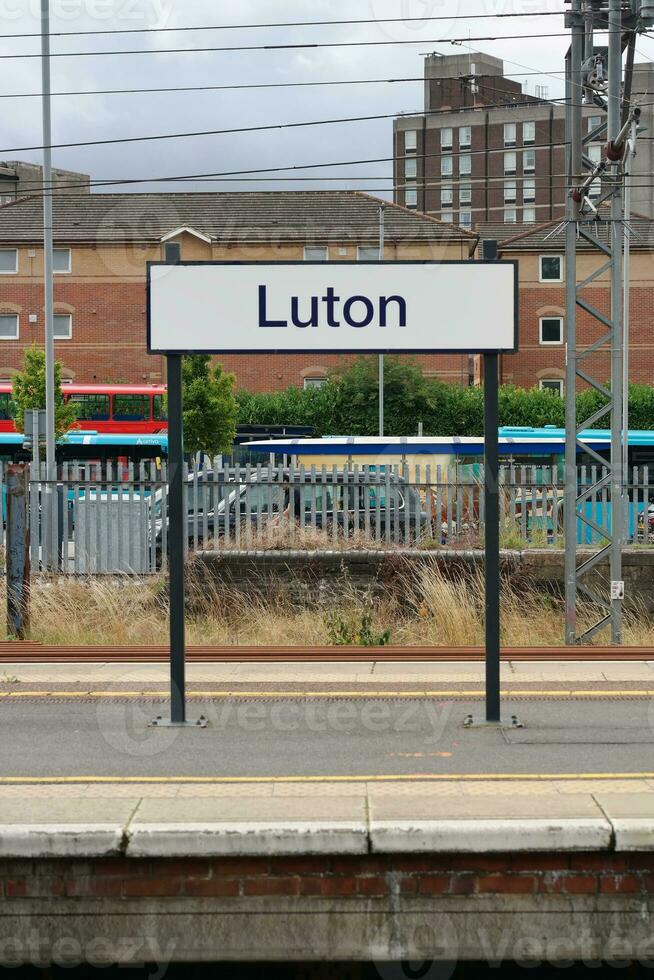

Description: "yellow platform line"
1 689 654 699
0 773 653 785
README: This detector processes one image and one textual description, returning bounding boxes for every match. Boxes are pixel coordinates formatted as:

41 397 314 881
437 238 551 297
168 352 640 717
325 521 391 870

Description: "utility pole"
378 205 385 438
564 0 649 644
41 0 56 569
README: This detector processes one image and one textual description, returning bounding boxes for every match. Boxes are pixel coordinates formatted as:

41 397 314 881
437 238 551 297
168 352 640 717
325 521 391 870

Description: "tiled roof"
491 213 654 251
0 191 478 247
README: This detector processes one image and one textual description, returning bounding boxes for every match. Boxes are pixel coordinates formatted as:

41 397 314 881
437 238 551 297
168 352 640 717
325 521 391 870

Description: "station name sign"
147 260 518 355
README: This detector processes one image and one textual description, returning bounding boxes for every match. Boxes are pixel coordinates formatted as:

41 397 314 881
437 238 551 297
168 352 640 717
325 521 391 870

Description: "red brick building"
0 190 477 391
495 216 654 395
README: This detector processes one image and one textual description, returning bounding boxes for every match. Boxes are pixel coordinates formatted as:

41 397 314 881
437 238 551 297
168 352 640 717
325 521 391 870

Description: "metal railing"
0 460 650 574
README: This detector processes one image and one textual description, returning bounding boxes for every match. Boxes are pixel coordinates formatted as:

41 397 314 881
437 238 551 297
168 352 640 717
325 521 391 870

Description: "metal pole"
564 5 584 645
484 353 500 723
623 138 633 524
378 206 385 438
608 0 624 643
167 355 186 723
6 464 30 640
40 0 56 570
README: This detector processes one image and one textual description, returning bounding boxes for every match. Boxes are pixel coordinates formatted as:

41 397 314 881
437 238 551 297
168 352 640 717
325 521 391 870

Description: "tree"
182 355 238 456
12 346 77 443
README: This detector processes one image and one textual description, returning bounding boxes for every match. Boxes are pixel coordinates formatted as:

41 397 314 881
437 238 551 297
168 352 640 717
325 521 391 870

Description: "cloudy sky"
0 0 652 196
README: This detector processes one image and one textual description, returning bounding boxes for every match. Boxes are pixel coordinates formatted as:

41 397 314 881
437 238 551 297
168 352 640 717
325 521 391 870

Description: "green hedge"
236 356 654 437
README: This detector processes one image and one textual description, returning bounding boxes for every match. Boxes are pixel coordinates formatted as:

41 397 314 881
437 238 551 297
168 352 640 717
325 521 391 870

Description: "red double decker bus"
0 383 168 434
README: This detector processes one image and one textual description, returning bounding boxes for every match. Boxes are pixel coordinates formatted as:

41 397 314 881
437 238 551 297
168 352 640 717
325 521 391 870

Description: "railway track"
0 642 652 662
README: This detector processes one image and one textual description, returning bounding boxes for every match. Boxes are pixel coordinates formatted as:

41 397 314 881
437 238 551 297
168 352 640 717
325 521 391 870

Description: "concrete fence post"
6 463 30 640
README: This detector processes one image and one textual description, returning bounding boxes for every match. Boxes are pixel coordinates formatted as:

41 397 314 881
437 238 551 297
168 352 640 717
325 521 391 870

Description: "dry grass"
4 563 653 647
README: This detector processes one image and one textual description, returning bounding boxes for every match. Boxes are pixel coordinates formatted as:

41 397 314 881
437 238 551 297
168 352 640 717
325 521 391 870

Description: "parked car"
154 467 428 549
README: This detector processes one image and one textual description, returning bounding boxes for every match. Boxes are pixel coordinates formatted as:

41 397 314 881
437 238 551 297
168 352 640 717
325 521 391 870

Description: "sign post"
147 260 518 729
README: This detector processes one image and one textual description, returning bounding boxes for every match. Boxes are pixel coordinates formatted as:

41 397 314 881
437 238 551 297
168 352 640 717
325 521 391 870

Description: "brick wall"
2 851 653 901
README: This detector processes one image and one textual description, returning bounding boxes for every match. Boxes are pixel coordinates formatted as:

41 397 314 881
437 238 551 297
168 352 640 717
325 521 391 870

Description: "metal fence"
0 460 651 574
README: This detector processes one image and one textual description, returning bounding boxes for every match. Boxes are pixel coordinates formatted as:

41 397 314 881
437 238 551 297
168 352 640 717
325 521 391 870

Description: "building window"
589 178 602 200
441 155 453 177
539 316 563 345
539 255 562 282
54 314 72 339
588 115 604 134
0 249 17 274
0 314 18 339
304 377 327 390
405 187 417 208
540 378 564 397
523 206 536 223
588 144 602 164
459 210 472 229
504 151 517 175
504 122 517 146
440 212 454 224
459 183 471 205
523 178 536 203
523 149 536 174
164 242 181 263
441 185 453 207
523 121 535 144
405 158 417 179
304 246 328 261
404 130 417 153
441 128 453 150
504 208 517 224
459 125 472 148
459 154 471 176
357 246 381 261
504 181 517 204
53 248 71 274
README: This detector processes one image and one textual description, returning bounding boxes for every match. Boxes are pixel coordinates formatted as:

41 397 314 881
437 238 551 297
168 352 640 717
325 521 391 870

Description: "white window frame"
523 121 535 144
459 154 472 176
440 212 454 224
304 246 328 261
357 245 381 261
404 158 417 179
441 155 453 177
303 377 327 390
53 247 71 274
504 151 517 175
504 122 517 146
523 178 536 203
504 181 517 204
539 378 564 397
588 115 603 134
504 208 517 224
404 187 417 208
0 314 19 339
539 255 563 282
539 316 563 346
441 184 453 207
54 313 72 340
523 149 536 174
459 210 472 229
440 127 453 150
404 130 417 153
459 183 472 205
523 206 536 224
459 125 472 148
0 249 17 275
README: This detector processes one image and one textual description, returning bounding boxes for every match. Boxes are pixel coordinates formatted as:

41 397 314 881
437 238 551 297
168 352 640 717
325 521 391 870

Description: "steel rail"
0 643 652 663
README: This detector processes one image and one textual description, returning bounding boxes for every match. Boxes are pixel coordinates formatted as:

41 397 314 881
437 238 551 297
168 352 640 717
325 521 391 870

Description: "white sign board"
147 261 518 354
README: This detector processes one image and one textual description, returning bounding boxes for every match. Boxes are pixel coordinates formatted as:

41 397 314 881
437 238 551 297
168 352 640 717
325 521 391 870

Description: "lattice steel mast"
564 0 650 645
